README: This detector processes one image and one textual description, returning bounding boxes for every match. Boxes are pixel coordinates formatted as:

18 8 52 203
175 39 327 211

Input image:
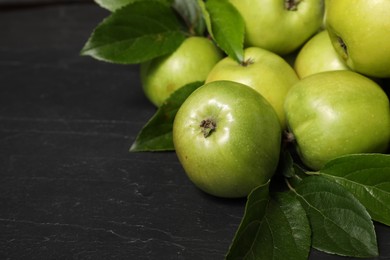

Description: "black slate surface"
0 2 389 260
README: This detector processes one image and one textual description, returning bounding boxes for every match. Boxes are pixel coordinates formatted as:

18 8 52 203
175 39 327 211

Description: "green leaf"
203 0 245 63
274 149 307 189
94 0 173 12
130 81 203 152
226 182 311 260
197 0 212 35
292 176 379 258
227 182 270 259
94 0 135 11
277 149 295 179
81 0 186 64
172 0 206 36
319 153 390 226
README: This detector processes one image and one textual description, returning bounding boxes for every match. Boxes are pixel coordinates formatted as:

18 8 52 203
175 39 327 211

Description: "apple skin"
206 47 299 129
325 0 390 78
173 80 281 198
140 37 223 107
284 70 390 170
294 30 350 78
229 0 324 55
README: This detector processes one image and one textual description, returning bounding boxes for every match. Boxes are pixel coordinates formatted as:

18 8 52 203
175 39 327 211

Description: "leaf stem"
285 178 296 192
305 171 320 176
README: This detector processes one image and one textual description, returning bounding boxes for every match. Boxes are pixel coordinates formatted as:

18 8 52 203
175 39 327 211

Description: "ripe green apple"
284 70 390 170
229 0 325 55
140 36 223 107
206 47 299 129
294 30 350 78
173 80 281 198
325 0 390 78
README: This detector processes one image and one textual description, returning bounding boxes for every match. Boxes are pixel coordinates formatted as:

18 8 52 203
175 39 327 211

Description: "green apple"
294 30 350 78
325 0 390 78
206 47 299 129
140 36 223 107
173 80 281 198
229 0 325 55
284 70 390 170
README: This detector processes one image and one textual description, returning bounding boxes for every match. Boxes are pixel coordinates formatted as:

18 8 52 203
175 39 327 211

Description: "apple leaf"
203 0 244 63
197 0 212 36
81 0 186 64
130 81 203 152
273 149 308 190
292 176 379 258
226 182 311 260
276 149 295 179
318 153 390 226
172 0 206 36
94 0 174 12
227 181 270 259
94 0 136 11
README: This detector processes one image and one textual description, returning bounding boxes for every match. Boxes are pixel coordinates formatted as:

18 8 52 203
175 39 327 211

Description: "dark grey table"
0 1 389 259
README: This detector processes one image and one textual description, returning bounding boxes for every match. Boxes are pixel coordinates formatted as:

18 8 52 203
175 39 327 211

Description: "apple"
294 30 350 78
206 47 299 129
140 36 223 107
229 0 325 55
173 80 281 198
325 0 390 78
284 70 390 170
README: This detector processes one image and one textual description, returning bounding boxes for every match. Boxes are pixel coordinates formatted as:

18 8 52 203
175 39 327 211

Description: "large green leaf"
203 0 244 63
130 81 203 152
226 182 311 260
81 0 186 64
319 153 390 226
293 176 378 258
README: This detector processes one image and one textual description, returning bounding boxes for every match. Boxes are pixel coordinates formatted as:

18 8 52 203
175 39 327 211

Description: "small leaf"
94 0 136 11
172 0 206 36
197 0 212 36
319 153 390 226
226 183 311 260
130 81 203 152
274 149 307 189
204 0 245 63
94 0 174 12
293 176 379 258
81 1 186 64
277 149 295 179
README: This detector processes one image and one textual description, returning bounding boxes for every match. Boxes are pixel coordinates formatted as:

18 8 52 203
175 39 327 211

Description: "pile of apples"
140 0 390 198
80 0 390 257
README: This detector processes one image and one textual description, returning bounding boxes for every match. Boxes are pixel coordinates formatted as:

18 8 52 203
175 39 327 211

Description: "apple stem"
285 0 301 11
200 118 216 138
283 130 295 144
241 58 254 67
